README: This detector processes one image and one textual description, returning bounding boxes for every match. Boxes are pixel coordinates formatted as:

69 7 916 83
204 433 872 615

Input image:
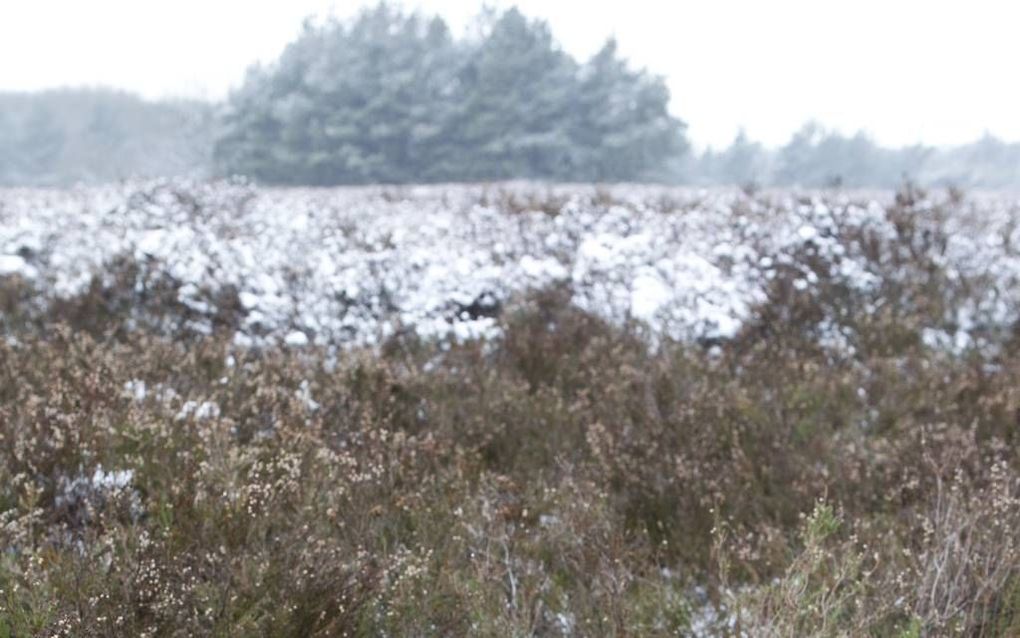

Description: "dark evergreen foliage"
215 5 687 185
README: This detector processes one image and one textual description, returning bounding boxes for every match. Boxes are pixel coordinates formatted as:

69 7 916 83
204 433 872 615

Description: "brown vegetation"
2 188 1020 636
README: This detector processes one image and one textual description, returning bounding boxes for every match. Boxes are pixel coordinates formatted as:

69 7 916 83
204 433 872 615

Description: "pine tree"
215 4 688 185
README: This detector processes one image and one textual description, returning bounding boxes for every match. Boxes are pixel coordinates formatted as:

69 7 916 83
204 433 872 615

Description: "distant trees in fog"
0 89 214 187
687 122 1019 190
1 3 1018 189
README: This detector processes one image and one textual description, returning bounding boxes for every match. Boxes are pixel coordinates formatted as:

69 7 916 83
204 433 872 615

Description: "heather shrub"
2 185 1020 636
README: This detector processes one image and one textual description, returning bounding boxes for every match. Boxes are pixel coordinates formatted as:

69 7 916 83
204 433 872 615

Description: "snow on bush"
0 180 1017 349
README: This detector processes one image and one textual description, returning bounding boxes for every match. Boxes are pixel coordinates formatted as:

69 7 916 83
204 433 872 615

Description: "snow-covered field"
1 179 1018 349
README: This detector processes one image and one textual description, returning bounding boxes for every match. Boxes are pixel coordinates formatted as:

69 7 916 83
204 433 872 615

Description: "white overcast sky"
2 0 1018 149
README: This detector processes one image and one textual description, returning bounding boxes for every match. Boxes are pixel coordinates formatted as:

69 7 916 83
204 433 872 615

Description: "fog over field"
2 1 1019 188
2 3 1020 637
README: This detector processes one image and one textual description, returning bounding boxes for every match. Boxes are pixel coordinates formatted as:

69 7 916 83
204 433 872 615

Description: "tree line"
1 4 1017 189
689 123 1020 190
214 5 685 184
0 89 213 187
